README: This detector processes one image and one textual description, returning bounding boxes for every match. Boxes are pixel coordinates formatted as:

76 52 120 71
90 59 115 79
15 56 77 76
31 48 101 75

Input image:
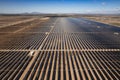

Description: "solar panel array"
0 17 120 80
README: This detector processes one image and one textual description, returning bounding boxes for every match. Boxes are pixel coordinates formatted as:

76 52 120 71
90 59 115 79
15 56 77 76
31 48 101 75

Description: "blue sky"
0 0 120 14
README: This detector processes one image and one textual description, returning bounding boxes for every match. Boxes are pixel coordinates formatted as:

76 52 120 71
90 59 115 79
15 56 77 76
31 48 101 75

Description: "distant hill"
0 12 120 16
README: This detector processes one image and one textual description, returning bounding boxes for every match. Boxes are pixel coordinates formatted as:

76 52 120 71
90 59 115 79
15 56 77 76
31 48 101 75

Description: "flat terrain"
0 16 120 80
83 15 120 27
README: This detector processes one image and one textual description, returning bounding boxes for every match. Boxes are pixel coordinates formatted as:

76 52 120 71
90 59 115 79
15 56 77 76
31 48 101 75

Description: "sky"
0 0 120 14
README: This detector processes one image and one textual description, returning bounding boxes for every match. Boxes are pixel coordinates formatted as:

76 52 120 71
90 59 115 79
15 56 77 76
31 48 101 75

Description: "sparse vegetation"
83 15 120 27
